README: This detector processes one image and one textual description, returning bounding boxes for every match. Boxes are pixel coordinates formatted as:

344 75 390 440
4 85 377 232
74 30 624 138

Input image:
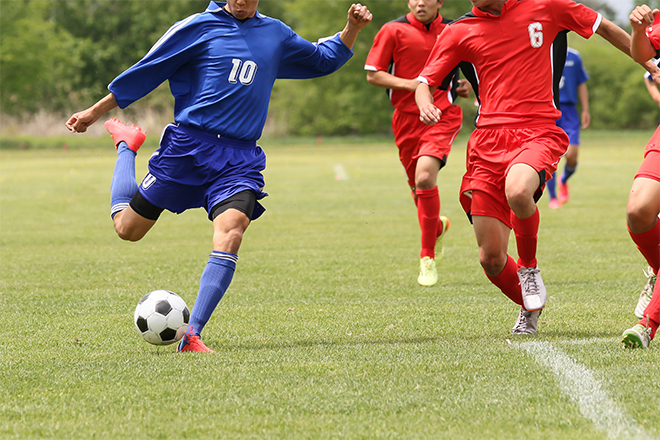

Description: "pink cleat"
104 118 146 152
548 198 562 209
558 180 569 204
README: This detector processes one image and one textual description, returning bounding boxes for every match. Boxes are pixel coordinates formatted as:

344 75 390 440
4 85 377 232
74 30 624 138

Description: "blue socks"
110 141 138 218
546 173 557 199
561 164 577 184
188 251 238 336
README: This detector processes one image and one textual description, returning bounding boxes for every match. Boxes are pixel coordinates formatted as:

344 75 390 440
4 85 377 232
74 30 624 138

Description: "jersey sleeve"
417 26 462 88
364 25 395 72
276 26 353 80
108 16 204 109
550 0 601 39
647 15 660 53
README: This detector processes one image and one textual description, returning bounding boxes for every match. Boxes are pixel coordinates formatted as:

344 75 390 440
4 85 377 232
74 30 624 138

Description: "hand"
651 69 660 86
456 79 472 98
581 111 591 129
419 103 442 126
630 5 658 30
65 108 99 133
348 3 373 30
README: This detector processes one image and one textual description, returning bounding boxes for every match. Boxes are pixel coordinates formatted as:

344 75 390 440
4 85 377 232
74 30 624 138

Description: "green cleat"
435 216 450 260
621 323 651 349
418 256 438 287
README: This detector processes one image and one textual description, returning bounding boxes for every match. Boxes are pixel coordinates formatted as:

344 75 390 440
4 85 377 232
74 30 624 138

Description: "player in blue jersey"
65 0 373 353
547 47 591 209
548 47 591 209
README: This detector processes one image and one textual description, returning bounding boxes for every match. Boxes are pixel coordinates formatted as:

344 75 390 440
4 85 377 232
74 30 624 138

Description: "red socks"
486 254 524 306
511 208 540 268
416 187 441 259
628 220 660 274
638 279 660 339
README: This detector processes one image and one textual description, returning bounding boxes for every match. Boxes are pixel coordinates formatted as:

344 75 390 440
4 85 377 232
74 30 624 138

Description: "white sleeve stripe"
316 32 341 45
417 76 429 85
592 13 603 35
364 65 378 71
146 14 200 57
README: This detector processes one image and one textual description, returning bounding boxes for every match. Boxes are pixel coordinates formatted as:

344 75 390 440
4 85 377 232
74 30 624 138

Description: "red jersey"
365 13 460 114
419 0 600 128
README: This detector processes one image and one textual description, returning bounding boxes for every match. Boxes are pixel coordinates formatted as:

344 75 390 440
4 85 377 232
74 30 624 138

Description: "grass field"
1 130 659 439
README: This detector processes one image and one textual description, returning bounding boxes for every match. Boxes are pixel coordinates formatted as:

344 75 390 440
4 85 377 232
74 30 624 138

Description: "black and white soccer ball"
133 290 190 345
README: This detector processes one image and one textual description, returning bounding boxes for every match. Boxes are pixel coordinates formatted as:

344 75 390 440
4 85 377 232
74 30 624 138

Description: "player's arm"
577 83 590 129
645 78 660 109
366 70 419 92
630 5 659 63
65 93 118 133
339 4 373 49
415 82 441 125
595 17 660 84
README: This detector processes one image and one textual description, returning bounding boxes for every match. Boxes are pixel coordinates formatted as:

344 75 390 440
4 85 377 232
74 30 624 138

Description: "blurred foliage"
1 0 659 135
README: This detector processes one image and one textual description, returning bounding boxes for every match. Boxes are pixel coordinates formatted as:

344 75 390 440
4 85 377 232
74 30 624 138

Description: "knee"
506 184 533 213
213 228 244 253
479 250 507 277
627 199 658 234
415 171 435 190
114 224 144 242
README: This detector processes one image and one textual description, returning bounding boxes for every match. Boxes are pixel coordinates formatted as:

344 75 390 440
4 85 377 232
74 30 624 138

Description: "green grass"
1 130 659 439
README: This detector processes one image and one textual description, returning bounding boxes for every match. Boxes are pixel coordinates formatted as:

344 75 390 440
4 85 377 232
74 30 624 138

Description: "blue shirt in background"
559 48 589 105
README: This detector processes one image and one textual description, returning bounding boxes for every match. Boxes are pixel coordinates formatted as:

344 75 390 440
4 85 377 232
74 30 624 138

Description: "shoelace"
641 268 657 299
520 268 540 295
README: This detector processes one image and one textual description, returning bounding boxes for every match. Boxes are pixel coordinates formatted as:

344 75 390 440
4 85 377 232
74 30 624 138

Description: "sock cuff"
511 207 540 235
209 251 238 267
628 220 660 243
415 187 438 198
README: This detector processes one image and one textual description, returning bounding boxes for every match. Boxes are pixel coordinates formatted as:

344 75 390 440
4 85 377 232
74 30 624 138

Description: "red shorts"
392 106 463 187
459 124 569 228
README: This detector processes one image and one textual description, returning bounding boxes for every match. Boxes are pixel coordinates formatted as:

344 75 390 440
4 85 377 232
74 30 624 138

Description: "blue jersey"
109 1 353 141
559 48 588 105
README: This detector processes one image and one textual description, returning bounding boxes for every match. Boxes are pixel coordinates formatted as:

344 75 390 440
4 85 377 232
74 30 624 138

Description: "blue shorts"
556 104 581 146
138 123 268 220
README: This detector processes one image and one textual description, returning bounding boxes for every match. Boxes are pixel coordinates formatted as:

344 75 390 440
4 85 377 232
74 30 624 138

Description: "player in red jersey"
416 0 660 334
365 0 471 287
621 5 660 349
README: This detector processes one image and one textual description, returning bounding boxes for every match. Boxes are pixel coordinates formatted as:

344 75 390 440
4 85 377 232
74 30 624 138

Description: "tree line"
1 0 659 136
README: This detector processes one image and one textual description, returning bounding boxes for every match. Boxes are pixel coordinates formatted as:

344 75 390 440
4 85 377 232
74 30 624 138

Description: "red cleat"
558 180 569 204
176 327 214 353
104 118 146 152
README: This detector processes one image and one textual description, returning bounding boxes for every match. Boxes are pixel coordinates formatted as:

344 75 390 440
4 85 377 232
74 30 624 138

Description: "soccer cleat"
418 256 438 287
104 118 146 152
558 179 569 204
177 327 214 353
635 267 657 319
548 198 562 209
621 323 651 349
518 266 547 312
435 216 451 259
511 308 542 335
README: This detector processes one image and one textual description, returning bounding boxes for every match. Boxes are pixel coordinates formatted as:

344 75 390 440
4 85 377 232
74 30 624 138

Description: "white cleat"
518 266 547 312
511 308 542 335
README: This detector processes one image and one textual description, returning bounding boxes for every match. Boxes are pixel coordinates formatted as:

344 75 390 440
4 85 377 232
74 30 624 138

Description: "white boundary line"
516 341 652 440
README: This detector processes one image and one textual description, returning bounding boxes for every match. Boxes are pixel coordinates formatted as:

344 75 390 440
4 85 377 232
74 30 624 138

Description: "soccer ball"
133 290 190 345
